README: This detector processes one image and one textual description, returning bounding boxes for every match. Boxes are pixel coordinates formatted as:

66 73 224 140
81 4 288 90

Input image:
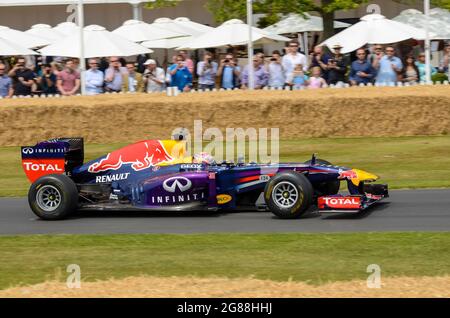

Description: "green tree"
146 0 366 38
145 0 450 38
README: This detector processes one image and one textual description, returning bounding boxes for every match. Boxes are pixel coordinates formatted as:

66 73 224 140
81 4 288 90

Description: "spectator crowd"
1 40 449 98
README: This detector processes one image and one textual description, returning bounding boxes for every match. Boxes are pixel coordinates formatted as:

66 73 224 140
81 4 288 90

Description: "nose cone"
350 169 379 186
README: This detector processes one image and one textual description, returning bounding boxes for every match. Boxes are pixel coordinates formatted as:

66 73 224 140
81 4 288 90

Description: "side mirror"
310 153 318 165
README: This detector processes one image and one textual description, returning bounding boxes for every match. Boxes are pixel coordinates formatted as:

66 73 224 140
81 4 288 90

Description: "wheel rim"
272 181 299 209
36 185 61 212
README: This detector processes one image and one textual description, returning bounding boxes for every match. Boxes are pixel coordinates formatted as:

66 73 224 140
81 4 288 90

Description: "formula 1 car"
21 137 388 220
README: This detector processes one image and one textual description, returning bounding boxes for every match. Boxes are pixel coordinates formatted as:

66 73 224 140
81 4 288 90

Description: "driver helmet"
193 152 215 165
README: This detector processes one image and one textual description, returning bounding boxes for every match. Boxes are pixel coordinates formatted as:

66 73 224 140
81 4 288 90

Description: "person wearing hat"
327 44 348 85
143 59 165 93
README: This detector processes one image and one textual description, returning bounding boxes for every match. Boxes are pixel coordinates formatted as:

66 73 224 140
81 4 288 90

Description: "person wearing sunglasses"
85 58 104 95
0 63 13 98
374 45 403 85
369 45 384 68
282 40 308 87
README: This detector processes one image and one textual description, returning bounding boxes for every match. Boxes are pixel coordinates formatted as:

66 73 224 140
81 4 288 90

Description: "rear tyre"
28 174 78 220
304 158 340 195
264 171 314 219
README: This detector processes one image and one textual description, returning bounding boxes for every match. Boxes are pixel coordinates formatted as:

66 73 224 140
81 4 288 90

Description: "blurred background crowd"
1 39 449 97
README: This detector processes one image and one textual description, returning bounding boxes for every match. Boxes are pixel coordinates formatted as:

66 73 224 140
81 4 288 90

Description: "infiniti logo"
22 147 34 155
163 177 192 193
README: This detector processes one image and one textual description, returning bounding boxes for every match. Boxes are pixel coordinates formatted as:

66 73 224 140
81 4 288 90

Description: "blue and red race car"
21 137 388 220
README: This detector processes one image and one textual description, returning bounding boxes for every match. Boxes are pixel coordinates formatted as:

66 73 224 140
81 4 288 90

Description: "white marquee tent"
264 13 350 34
0 25 50 48
39 24 152 58
113 19 185 43
393 9 450 40
178 19 290 50
321 14 429 54
0 37 38 56
26 24 65 42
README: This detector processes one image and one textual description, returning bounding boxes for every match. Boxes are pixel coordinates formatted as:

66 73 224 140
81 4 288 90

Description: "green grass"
2 135 450 196
0 232 449 290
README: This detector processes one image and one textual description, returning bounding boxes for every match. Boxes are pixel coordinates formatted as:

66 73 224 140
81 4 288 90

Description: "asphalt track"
0 189 449 235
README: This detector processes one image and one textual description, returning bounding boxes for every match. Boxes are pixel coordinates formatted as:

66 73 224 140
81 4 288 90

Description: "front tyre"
264 171 314 219
28 174 78 220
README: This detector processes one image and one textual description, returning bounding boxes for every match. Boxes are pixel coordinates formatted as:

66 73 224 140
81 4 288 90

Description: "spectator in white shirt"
143 59 165 93
85 59 104 95
282 40 308 86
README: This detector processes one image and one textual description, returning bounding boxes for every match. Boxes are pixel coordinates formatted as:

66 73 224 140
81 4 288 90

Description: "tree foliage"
145 0 369 26
145 0 450 35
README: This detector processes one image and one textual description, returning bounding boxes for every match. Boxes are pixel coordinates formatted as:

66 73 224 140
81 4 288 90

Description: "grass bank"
0 232 449 290
1 136 449 197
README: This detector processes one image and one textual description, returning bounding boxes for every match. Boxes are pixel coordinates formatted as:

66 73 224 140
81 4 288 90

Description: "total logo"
163 176 192 193
322 197 360 206
23 162 64 172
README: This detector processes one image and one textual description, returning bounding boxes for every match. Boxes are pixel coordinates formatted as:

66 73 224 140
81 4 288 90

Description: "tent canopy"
26 24 64 42
150 18 197 36
39 24 152 58
113 19 185 42
321 13 430 54
393 9 450 40
141 36 193 50
178 19 290 50
0 25 50 48
264 13 350 34
173 17 214 33
0 37 38 56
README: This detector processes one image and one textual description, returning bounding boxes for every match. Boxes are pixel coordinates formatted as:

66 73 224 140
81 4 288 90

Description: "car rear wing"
21 138 84 183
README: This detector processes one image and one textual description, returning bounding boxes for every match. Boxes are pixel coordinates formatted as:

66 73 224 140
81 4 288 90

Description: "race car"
21 137 388 220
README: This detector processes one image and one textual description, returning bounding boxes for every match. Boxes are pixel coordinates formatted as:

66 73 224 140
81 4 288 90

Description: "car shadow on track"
320 202 390 220
69 210 225 219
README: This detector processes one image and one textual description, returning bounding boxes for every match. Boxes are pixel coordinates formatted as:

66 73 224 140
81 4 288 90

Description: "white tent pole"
132 2 142 21
424 0 431 84
303 31 309 59
78 0 86 95
247 0 255 90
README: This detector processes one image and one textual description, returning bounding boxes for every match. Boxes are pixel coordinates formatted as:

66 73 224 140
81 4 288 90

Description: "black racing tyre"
28 174 78 220
304 158 340 195
264 171 314 219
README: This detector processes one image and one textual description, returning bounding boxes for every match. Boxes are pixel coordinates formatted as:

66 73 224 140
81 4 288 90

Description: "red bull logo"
88 140 173 173
338 169 358 180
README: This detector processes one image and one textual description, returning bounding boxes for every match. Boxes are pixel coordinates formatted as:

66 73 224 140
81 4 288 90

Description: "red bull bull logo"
338 169 358 180
88 140 173 173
